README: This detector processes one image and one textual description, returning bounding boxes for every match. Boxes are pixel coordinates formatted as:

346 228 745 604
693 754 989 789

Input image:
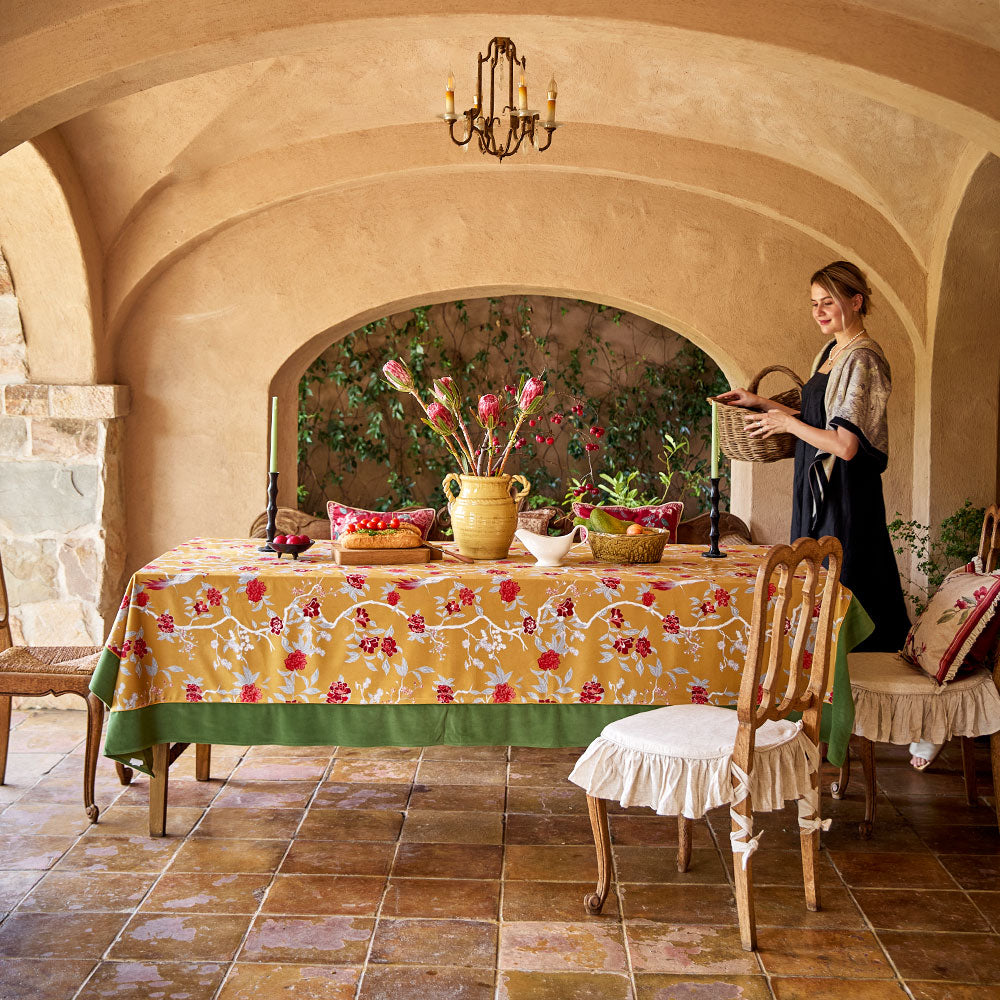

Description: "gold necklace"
828 328 866 364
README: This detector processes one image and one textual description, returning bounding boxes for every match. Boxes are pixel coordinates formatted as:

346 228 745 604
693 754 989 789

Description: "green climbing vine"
298 296 729 516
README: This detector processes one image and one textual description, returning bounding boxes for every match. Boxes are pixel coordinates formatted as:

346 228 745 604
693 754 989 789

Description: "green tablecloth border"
91 596 873 776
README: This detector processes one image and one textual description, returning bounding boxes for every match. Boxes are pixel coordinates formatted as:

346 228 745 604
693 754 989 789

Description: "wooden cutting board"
332 542 436 565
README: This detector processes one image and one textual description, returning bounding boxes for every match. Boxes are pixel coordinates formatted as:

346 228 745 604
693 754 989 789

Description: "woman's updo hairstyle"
810 260 873 316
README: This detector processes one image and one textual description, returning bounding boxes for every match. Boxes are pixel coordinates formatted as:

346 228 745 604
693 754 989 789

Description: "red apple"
287 534 303 545
273 534 287 545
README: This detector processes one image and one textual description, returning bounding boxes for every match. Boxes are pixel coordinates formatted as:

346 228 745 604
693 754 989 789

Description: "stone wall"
0 254 129 654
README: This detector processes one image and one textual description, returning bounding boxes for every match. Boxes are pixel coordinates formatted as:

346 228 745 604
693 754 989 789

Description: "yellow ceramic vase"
442 473 530 560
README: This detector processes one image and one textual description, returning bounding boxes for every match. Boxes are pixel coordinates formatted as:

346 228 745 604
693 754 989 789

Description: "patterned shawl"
806 335 892 530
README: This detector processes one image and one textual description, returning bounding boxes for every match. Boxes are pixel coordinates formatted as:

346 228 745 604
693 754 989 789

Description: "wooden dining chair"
570 536 843 951
832 503 1000 835
0 545 132 821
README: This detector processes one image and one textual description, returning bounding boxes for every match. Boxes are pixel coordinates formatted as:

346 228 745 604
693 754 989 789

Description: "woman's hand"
745 410 795 438
713 388 764 409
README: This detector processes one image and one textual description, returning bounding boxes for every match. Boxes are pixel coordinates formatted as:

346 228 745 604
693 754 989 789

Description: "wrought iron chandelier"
440 37 560 162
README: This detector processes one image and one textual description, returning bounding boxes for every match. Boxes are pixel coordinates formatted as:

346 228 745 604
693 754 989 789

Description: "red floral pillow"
571 501 683 543
327 502 436 541
901 567 1000 683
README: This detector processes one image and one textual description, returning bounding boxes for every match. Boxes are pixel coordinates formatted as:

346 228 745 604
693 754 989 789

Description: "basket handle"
748 365 804 394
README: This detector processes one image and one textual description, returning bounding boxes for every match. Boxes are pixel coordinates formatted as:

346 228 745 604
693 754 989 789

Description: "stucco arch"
923 153 1000 532
0 133 104 383
115 167 915 569
3 4 998 156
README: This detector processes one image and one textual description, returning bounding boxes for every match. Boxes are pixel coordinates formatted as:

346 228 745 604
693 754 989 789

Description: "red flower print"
690 684 709 705
346 574 366 590
492 682 516 703
359 636 379 654
386 591 400 606
207 587 222 606
537 649 561 671
120 594 129 610
651 580 674 591
700 601 716 616
974 586 989 603
580 680 604 703
407 613 425 633
613 635 634 654
302 598 320 618
156 613 174 633
537 697 556 703
522 616 537 634
325 681 351 704
641 591 655 607
445 600 460 615
355 608 370 627
714 588 731 607
184 683 203 703
436 683 455 704
381 636 398 656
955 598 970 610
783 617 792 636
556 597 574 618
767 582 777 600
132 638 149 659
756 683 764 705
610 608 625 628
135 591 149 607
662 613 680 634
499 579 521 603
120 640 131 657
239 683 262 703
459 587 476 606
194 600 208 615
812 603 821 618
601 577 621 590
284 649 307 672
635 637 652 657
801 650 814 673
269 617 283 635
245 578 266 603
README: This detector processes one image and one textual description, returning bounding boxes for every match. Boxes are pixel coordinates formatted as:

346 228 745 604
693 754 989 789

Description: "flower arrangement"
382 359 548 477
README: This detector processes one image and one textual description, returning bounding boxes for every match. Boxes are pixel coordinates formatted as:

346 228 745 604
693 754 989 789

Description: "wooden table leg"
195 743 211 781
83 692 104 822
149 743 170 837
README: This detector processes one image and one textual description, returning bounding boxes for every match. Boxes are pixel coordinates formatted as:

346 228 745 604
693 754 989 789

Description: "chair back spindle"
978 503 1000 574
0 548 11 653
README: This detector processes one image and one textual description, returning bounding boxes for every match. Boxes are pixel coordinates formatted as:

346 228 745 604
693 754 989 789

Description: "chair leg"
731 797 757 952
195 743 211 781
115 762 133 785
800 777 822 913
677 815 692 872
584 795 613 914
830 737 851 799
961 736 978 804
857 736 877 839
149 743 170 837
83 692 105 823
0 694 10 785
991 730 1000 834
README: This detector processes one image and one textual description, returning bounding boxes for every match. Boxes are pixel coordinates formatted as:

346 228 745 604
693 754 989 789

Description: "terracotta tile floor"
0 709 998 999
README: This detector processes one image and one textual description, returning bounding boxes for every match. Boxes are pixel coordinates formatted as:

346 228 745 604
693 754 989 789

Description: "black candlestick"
702 476 726 558
259 471 279 552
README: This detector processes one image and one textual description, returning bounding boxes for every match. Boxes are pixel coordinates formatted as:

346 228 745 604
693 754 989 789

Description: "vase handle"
442 473 462 501
509 475 530 501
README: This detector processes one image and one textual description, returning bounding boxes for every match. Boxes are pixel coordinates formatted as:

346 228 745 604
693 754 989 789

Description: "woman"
715 260 911 661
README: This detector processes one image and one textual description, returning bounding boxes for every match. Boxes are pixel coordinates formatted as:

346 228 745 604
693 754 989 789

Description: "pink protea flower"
431 376 460 408
518 376 545 411
427 401 455 433
382 359 414 392
477 394 501 429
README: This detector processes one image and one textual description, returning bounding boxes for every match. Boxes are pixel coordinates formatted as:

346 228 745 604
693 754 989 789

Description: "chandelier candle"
546 77 557 124
445 69 455 116
518 71 527 111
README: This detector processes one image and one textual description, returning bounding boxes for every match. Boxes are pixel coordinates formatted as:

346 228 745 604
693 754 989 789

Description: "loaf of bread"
340 523 423 550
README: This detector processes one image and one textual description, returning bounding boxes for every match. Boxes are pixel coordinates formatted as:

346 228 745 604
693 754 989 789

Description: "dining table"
90 537 872 835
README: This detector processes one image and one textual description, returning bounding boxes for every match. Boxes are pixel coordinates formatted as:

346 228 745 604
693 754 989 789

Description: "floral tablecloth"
91 538 871 770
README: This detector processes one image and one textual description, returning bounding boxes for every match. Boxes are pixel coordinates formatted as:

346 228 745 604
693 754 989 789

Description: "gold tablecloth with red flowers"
91 538 871 771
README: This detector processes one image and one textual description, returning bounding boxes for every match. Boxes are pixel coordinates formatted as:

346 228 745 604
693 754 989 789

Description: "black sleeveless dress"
790 349 911 652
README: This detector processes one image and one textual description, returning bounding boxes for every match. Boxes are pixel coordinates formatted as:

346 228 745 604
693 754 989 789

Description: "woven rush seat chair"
833 504 1000 835
570 535 843 951
0 552 132 821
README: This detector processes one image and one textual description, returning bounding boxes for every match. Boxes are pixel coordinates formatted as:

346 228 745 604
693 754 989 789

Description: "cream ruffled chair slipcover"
569 535 844 952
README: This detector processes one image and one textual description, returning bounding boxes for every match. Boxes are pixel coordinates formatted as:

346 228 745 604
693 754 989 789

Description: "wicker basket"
715 365 804 463
588 529 669 564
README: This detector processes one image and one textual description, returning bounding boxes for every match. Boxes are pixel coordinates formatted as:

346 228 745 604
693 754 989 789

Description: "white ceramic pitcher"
514 524 588 567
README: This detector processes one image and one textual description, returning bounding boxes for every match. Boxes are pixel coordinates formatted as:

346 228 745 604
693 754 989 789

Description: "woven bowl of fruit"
577 509 669 564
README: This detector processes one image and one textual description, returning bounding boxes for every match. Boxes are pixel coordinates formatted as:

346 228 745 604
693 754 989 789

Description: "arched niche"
115 168 915 569
925 153 1000 532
